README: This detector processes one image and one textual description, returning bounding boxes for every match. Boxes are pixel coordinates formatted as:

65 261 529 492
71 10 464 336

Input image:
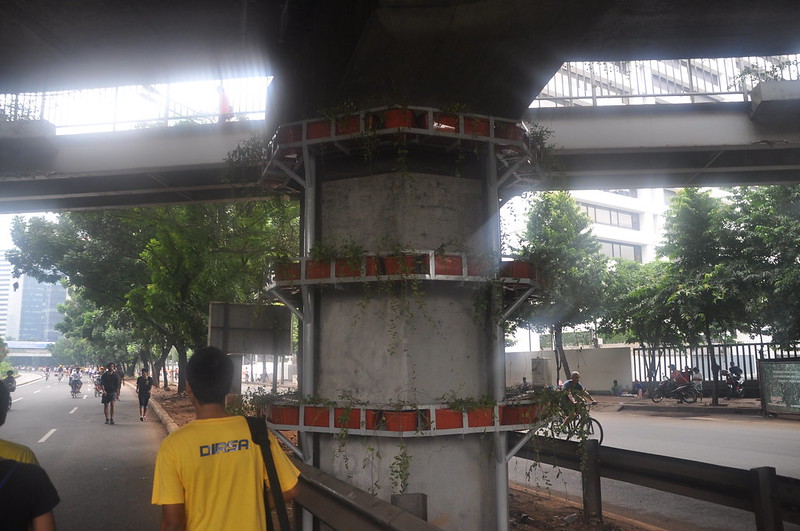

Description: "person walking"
136 369 154 421
100 362 121 424
152 346 300 530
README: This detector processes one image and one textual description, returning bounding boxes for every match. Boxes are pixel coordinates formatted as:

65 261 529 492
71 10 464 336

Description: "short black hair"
186 347 232 404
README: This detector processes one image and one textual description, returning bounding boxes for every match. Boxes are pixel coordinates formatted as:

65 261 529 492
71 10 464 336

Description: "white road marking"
34 390 41 394
69 407 78 414
12 397 23 403
38 429 56 443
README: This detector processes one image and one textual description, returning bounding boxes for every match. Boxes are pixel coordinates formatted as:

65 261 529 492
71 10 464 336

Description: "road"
510 409 800 531
3 374 164 530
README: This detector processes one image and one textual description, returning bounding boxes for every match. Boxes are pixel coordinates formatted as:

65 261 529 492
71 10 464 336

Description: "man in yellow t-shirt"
152 347 300 530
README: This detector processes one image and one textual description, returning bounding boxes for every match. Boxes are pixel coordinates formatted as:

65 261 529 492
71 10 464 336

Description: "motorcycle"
650 380 699 403
722 370 744 399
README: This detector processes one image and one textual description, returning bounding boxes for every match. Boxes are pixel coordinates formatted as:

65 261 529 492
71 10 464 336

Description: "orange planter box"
334 407 361 429
434 254 463 276
500 261 533 278
365 409 380 430
464 117 490 136
276 262 300 280
467 408 494 427
335 115 360 135
432 113 457 132
384 411 417 432
434 408 463 429
276 124 302 143
307 120 332 139
306 260 331 279
383 109 415 128
334 259 361 278
365 256 380 276
382 255 418 275
501 405 540 425
304 406 330 427
268 405 299 425
495 122 525 142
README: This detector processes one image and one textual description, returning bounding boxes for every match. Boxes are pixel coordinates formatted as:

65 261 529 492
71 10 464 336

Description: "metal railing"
632 342 800 386
0 77 269 135
510 433 800 529
532 54 800 108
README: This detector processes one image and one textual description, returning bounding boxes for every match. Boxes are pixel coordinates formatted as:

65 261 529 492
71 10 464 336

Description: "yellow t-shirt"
0 438 39 465
152 416 299 530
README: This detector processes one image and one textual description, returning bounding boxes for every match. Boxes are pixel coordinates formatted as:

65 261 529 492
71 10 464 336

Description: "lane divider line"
38 429 56 443
34 390 41 394
69 407 78 414
12 397 23 403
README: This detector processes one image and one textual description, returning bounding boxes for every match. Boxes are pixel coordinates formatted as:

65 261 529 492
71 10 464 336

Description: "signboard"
759 359 800 417
208 302 291 355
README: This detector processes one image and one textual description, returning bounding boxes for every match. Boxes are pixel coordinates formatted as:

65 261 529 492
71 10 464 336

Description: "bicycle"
542 402 604 445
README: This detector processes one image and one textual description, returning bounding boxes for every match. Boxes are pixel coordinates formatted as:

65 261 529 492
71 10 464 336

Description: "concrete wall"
506 346 634 394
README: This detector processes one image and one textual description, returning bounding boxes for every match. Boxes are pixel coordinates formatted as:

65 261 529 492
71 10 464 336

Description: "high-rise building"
17 276 66 342
0 254 12 338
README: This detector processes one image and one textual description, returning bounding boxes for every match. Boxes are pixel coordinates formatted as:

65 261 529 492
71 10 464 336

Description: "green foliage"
389 442 412 495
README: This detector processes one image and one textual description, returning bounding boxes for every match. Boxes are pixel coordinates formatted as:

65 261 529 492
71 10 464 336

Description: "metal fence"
632 343 800 385
532 54 800 108
0 76 269 135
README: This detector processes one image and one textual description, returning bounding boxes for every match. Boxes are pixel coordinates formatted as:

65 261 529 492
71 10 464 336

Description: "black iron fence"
632 343 800 387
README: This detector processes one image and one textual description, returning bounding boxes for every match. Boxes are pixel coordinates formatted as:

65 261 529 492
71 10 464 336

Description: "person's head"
693 367 700 373
0 380 8 426
522 377 527 382
570 371 580 381
6 370 13 377
106 363 115 371
141 369 148 376
186 346 233 405
668 364 676 370
613 379 618 384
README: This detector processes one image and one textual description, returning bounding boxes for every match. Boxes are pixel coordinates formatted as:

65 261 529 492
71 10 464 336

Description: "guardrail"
509 432 800 530
291 459 439 531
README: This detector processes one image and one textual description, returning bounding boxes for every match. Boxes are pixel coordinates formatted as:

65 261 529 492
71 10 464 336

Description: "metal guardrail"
509 432 800 529
291 459 440 531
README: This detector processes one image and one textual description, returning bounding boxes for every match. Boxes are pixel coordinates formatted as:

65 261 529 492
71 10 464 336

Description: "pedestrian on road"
0 380 60 530
101 362 121 424
136 368 154 421
152 346 300 530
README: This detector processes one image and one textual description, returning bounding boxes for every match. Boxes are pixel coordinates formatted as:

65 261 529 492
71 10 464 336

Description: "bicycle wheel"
683 386 698 404
651 388 664 403
585 418 603 445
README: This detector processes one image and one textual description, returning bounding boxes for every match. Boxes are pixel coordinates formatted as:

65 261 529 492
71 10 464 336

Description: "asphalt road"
510 409 800 531
3 374 164 530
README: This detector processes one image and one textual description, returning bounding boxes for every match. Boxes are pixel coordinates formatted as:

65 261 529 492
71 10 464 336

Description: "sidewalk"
592 393 762 415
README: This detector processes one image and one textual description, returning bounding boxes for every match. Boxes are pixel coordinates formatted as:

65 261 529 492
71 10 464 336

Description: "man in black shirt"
0 381 60 530
135 369 154 421
100 362 121 425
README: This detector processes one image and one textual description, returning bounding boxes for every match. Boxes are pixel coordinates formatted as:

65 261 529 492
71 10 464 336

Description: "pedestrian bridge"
2 83 800 213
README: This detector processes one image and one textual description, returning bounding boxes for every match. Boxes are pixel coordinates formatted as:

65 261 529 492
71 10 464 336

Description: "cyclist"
562 371 596 405
69 368 82 396
2 371 16 411
44 367 50 381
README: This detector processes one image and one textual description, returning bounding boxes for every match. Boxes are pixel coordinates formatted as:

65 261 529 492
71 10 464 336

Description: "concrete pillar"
312 171 499 530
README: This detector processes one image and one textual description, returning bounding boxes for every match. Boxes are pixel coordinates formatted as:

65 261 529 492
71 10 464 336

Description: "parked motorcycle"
721 370 744 399
650 380 699 403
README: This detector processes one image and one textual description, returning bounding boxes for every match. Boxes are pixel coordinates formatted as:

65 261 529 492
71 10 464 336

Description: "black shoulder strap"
0 460 20 491
246 417 291 531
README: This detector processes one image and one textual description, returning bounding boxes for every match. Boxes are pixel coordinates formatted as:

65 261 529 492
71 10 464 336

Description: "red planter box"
501 405 541 425
495 123 525 142
500 261 533 278
276 262 300 281
383 109 415 128
304 406 330 427
365 256 380 277
276 124 302 143
334 407 361 429
334 259 361 278
335 115 360 135
382 255 417 275
365 409 380 430
306 260 331 279
268 405 299 425
432 113 457 132
466 256 493 276
384 411 417 432
307 120 332 139
435 408 463 429
464 117 490 136
434 254 463 276
467 408 494 427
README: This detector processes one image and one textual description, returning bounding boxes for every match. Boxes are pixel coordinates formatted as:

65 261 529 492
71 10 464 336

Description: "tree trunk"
705 326 720 406
176 344 188 394
153 344 172 389
554 324 572 382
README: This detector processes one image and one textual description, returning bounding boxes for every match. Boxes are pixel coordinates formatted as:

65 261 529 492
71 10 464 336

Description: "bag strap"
246 417 291 531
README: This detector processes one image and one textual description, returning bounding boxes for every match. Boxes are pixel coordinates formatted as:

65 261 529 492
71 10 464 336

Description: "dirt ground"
150 387 651 531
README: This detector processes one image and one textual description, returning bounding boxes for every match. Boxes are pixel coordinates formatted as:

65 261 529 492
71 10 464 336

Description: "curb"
123 381 180 434
617 403 762 415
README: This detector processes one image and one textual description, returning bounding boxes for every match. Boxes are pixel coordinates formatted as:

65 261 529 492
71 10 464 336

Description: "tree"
513 191 608 381
659 188 746 405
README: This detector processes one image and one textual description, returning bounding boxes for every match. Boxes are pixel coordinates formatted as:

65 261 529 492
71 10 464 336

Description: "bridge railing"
532 54 800 108
0 76 269 135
